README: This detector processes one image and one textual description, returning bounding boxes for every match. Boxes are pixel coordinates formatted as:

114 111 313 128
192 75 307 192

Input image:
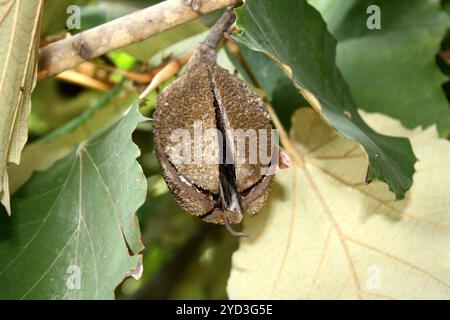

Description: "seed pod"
153 10 279 236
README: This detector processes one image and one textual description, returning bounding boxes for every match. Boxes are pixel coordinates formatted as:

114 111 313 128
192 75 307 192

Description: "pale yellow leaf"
0 0 44 214
227 108 450 300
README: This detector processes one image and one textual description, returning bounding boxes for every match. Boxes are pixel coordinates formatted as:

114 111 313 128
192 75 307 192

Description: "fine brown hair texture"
153 9 276 237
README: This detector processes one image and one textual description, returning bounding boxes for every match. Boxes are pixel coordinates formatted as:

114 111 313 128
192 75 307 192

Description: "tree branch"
38 0 241 79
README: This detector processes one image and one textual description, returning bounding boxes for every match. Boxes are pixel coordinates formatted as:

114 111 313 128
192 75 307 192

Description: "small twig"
201 8 236 52
56 69 111 92
138 49 193 100
187 8 237 67
38 0 241 79
139 8 236 101
90 61 153 84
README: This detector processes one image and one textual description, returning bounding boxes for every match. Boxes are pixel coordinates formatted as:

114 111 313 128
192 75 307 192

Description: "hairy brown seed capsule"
152 10 277 236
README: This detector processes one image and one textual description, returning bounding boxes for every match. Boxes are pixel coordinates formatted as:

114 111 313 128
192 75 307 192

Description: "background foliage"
0 0 449 299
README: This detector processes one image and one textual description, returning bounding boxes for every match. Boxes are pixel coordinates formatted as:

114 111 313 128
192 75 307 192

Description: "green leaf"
38 85 125 144
0 0 44 214
310 0 450 135
11 86 137 194
30 77 124 134
0 103 147 299
234 0 417 199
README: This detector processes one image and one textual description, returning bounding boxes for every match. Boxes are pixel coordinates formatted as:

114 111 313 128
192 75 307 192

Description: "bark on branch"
38 0 241 79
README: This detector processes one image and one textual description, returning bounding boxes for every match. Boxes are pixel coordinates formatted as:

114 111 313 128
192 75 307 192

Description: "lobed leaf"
234 0 417 199
0 103 147 299
228 108 450 299
310 0 450 135
0 0 45 214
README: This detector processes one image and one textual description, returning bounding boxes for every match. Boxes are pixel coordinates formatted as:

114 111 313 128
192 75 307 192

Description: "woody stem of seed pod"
187 8 237 67
203 8 236 50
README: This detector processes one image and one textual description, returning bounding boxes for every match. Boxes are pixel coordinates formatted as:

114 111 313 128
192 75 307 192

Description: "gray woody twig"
38 0 241 79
